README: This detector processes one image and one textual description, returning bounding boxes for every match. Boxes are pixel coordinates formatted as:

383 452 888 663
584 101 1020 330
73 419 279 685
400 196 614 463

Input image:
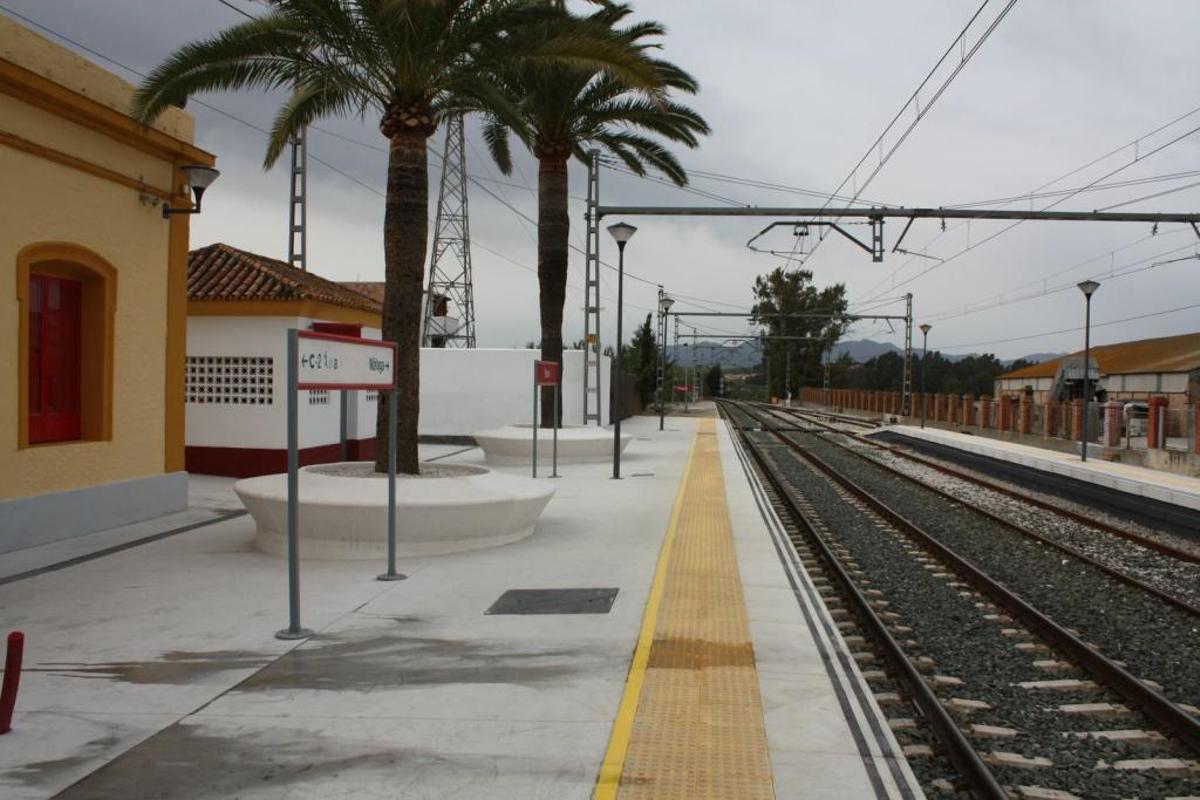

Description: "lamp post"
1077 280 1100 462
658 292 674 431
162 164 220 218
607 222 637 479
919 324 932 429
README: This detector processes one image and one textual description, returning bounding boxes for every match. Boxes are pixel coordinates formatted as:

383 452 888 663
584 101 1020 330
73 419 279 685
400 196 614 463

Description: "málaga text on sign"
296 331 397 390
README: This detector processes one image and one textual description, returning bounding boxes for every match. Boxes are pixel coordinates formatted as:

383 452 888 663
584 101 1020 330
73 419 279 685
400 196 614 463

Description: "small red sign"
534 360 560 386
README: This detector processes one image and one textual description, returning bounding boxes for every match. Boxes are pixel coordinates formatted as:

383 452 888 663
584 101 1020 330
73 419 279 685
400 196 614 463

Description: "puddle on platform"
31 649 274 684
4 734 121 787
242 633 594 692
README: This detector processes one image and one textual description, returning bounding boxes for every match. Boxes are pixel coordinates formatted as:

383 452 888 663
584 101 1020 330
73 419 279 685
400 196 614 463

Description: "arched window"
17 243 116 447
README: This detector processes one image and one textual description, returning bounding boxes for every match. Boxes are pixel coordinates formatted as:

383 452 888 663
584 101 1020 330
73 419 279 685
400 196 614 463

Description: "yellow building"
0 16 216 550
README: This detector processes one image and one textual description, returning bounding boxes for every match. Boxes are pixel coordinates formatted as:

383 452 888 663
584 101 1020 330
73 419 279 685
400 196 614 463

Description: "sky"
5 0 1200 360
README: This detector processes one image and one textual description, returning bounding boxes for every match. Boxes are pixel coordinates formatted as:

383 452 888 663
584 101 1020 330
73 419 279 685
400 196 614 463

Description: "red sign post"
532 360 561 478
535 360 560 386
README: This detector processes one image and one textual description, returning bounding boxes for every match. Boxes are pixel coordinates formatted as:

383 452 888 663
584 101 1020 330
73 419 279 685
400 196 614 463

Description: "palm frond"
265 79 371 167
481 118 514 176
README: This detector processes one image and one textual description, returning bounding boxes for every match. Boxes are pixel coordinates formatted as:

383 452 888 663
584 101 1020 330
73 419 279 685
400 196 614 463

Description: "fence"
797 388 1200 456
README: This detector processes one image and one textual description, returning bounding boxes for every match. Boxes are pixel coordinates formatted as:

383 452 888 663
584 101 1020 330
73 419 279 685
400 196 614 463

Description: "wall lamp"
162 164 220 219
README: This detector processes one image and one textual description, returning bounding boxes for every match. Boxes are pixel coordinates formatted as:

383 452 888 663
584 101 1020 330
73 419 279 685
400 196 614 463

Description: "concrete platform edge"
877 425 1200 511
717 415 924 800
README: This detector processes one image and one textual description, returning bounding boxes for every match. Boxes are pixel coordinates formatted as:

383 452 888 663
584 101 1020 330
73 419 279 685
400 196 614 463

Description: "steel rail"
779 405 1200 565
715 402 1008 800
733 401 1200 754
762 407 1200 617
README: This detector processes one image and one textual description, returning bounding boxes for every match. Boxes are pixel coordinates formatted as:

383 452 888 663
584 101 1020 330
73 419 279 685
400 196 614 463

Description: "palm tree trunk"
376 130 428 474
537 154 570 428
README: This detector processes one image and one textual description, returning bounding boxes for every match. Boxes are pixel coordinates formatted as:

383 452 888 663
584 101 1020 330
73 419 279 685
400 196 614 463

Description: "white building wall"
417 349 609 437
187 316 382 450
187 319 611 450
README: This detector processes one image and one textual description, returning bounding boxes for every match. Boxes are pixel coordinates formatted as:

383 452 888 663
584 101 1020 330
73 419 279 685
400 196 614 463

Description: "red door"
29 275 82 444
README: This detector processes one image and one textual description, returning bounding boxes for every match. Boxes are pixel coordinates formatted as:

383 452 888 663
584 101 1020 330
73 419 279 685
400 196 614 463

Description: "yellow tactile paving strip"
596 419 775 799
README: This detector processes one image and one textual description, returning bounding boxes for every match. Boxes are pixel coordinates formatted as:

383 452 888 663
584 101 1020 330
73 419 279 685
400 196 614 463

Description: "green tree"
703 363 723 398
751 268 848 399
622 313 660 407
485 2 708 425
133 0 662 471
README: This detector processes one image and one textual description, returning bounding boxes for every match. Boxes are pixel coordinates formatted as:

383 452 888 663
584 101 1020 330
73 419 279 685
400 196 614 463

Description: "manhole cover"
485 588 619 615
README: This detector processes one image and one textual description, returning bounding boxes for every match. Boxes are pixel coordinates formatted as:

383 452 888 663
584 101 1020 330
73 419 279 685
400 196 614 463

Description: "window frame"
16 243 117 449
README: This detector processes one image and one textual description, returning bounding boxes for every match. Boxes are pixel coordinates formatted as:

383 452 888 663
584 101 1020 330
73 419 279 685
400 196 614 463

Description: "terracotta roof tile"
340 281 386 305
1000 332 1200 379
188 243 382 315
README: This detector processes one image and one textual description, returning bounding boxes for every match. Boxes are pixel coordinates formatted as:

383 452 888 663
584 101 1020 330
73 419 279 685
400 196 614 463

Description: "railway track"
777 404 1199 564
719 400 1200 800
766 406 1200 615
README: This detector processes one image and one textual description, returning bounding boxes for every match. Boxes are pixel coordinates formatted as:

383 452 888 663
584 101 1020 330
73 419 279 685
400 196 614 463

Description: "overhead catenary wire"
919 228 1190 321
854 102 1200 305
936 301 1200 352
923 240 1199 324
783 0 1018 269
943 169 1200 209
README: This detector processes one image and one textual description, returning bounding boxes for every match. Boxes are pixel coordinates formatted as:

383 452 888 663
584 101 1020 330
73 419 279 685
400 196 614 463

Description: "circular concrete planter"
473 424 632 465
234 462 555 560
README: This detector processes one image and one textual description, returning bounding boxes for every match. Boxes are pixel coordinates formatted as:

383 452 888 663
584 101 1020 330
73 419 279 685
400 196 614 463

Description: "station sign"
534 360 560 386
296 330 397 390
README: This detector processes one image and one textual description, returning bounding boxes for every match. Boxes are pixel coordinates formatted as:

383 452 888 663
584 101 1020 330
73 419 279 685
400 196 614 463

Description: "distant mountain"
665 340 762 370
1015 352 1066 365
830 339 903 362
664 337 1065 370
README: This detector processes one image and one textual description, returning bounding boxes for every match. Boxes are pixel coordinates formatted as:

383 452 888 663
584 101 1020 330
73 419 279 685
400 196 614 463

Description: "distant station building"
185 243 383 477
995 331 1200 409
0 16 215 549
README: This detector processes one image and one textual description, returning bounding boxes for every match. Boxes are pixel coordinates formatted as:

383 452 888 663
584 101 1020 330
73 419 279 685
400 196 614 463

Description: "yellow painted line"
593 427 701 800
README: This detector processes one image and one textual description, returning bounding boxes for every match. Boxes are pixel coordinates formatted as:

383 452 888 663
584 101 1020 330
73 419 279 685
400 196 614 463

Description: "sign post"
277 329 398 640
533 360 560 478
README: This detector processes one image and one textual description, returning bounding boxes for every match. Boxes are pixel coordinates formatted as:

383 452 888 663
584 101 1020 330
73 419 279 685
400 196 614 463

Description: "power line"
786 0 1018 268
938 301 1200 352
213 0 255 21
854 103 1200 304
944 169 1200 209
919 228 1187 320
924 240 1198 323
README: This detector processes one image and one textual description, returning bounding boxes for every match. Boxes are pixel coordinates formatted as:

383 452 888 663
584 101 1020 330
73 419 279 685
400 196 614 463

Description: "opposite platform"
877 424 1200 511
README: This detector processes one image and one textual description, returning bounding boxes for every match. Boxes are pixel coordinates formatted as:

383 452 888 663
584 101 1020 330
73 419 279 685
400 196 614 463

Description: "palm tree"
132 0 663 473
483 2 708 426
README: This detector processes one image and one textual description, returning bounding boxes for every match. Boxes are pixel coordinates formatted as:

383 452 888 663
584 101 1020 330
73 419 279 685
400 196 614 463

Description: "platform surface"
879 424 1200 510
0 416 911 800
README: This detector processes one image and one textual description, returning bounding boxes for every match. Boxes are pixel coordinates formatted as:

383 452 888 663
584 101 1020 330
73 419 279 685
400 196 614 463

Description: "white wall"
187 316 382 450
187 321 612 450
418 349 610 437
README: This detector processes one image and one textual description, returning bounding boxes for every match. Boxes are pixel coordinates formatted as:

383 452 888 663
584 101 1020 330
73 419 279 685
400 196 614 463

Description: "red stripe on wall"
185 438 377 478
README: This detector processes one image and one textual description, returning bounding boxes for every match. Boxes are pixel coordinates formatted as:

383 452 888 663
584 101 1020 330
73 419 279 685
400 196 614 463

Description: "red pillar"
1148 395 1168 449
962 394 975 426
997 396 1010 431
1070 399 1084 442
979 395 992 429
1194 404 1199 454
947 394 958 425
1190 402 1200 453
1044 401 1056 438
1018 396 1032 435
1103 400 1123 448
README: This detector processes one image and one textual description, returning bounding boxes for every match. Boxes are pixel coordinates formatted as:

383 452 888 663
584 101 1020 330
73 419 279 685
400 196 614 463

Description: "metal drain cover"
485 588 619 615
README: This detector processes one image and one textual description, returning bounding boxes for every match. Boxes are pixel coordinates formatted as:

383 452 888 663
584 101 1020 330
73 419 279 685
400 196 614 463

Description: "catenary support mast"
422 114 477 348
